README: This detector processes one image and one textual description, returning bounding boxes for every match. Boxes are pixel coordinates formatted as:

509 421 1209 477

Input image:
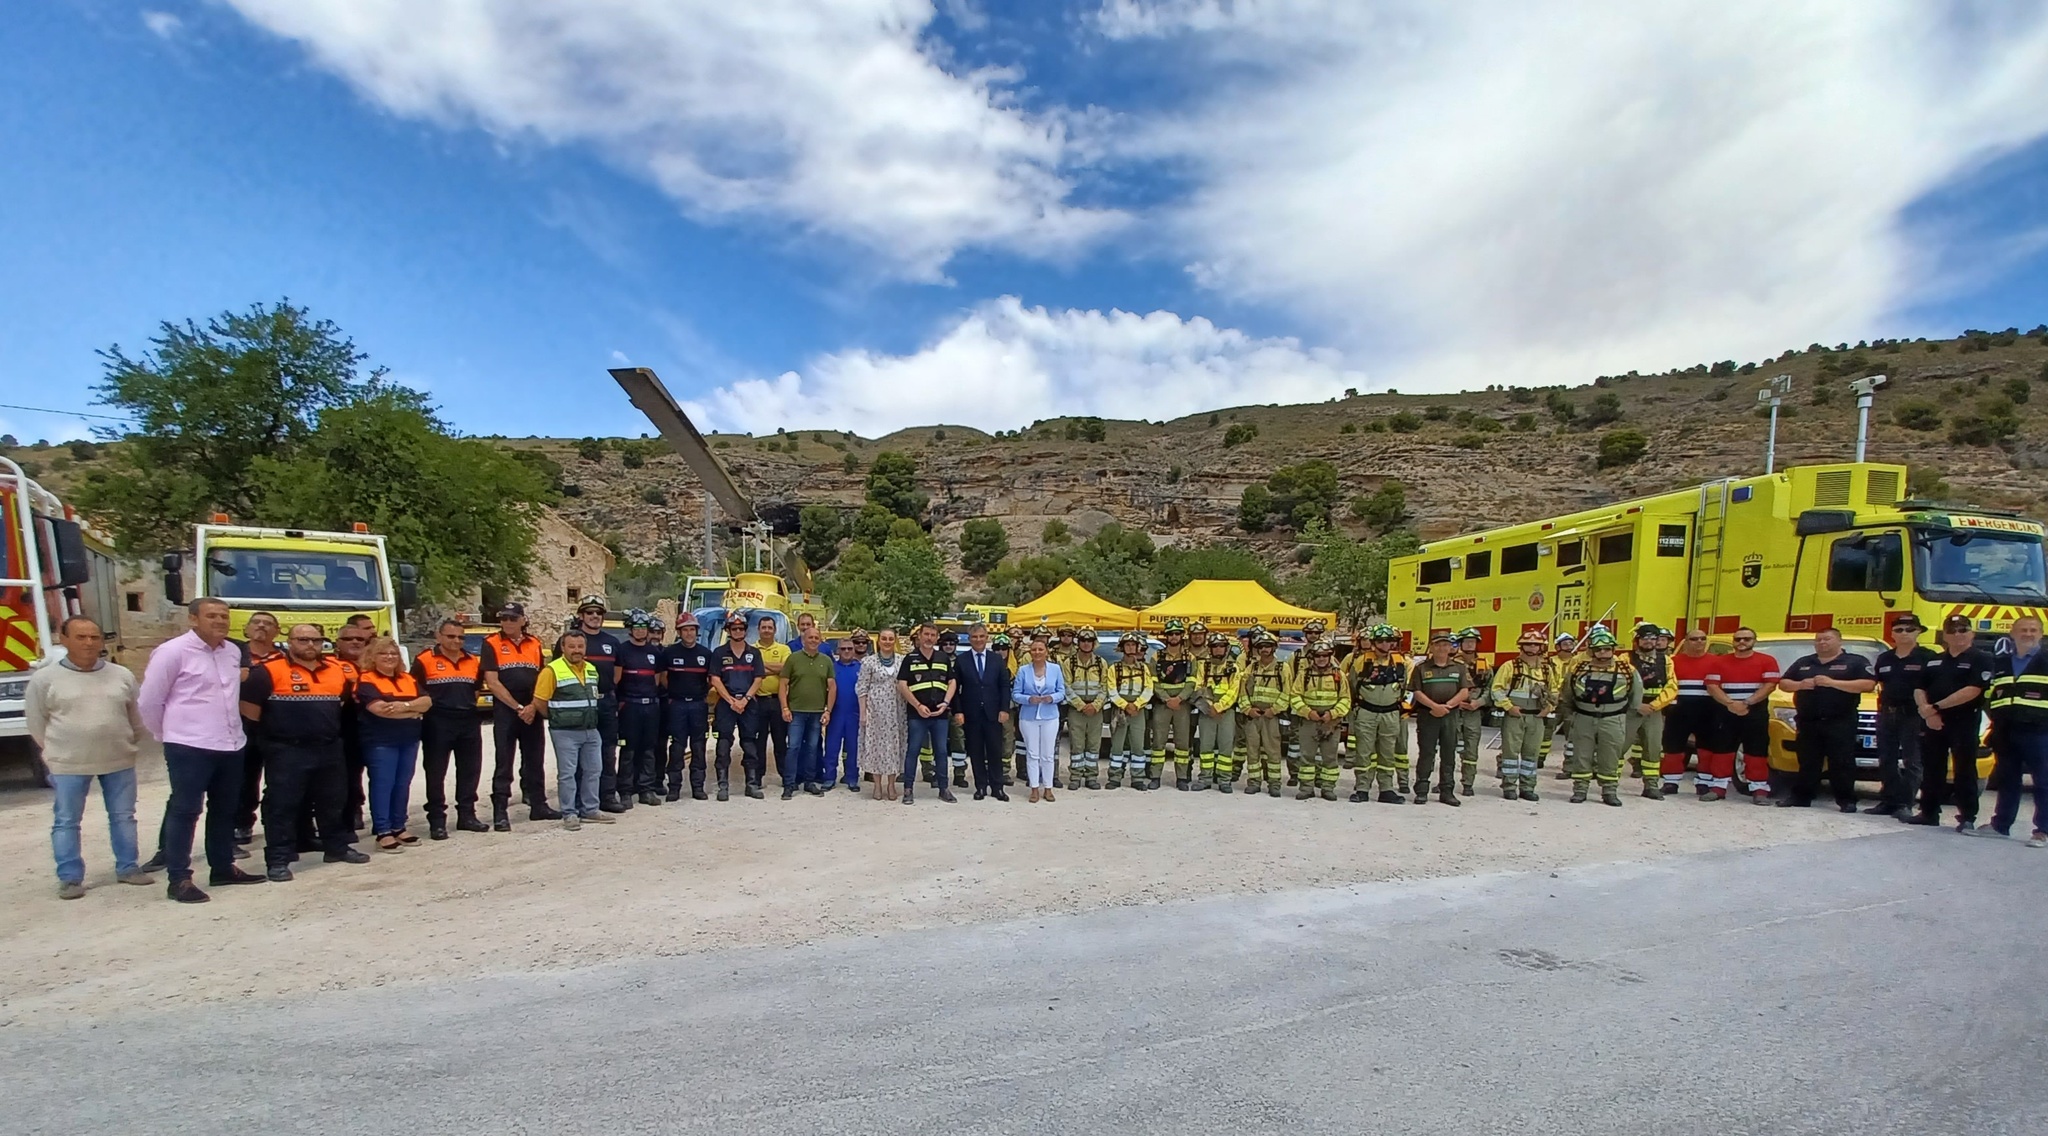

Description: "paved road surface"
4 830 2043 1136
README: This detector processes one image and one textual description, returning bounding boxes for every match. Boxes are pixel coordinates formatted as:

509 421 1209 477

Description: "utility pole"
1849 375 1887 462
1756 374 1793 473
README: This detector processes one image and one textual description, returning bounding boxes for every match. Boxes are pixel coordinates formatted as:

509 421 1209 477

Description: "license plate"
1858 734 1876 748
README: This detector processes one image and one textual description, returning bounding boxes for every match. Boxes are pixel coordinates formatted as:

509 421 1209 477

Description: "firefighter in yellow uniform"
1565 627 1643 806
1345 623 1411 803
1543 631 1580 776
1238 632 1290 797
1452 627 1493 796
1282 617 1327 785
1491 630 1560 801
1063 628 1109 790
1622 623 1677 800
1290 639 1351 801
1148 619 1197 790
1192 632 1239 792
1106 632 1153 790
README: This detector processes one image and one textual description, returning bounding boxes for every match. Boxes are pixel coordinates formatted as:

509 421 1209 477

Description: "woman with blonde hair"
855 628 908 800
357 635 431 851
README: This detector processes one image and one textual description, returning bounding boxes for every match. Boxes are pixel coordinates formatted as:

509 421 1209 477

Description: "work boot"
1132 777 1149 791
1296 784 1315 800
456 813 489 834
1286 773 1299 787
1569 782 1589 804
1320 786 1338 801
953 769 969 789
1218 780 1234 794
600 795 627 813
666 787 683 803
640 791 663 806
530 802 562 822
1642 781 1664 801
1244 778 1262 795
1602 785 1624 807
1147 774 1163 791
938 787 959 803
745 782 764 799
1412 785 1429 804
428 820 449 841
1190 776 1209 792
1084 775 1101 790
491 810 512 833
1052 774 1064 789
1350 790 1370 803
324 848 372 864
1460 783 1475 797
1106 772 1122 789
1503 786 1518 800
1555 769 1572 781
692 786 709 801
1378 790 1404 804
1519 786 1540 802
717 780 731 802
1438 788 1461 807
618 793 635 810
1397 778 1411 796
234 826 253 846
1267 783 1283 798
1177 777 1192 792
1695 784 1711 799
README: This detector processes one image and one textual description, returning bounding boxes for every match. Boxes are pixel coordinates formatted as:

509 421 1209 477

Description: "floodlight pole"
1850 375 1887 463
1757 374 1791 474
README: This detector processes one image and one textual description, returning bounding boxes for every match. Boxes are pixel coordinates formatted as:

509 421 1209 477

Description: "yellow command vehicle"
1388 462 2045 657
164 520 417 644
684 571 829 628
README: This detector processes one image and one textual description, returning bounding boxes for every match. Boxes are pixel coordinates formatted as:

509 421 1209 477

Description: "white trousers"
1021 718 1059 787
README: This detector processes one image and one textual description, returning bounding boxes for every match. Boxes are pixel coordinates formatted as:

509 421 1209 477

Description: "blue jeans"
363 741 420 836
552 728 603 817
787 711 824 786
1989 729 2048 836
52 768 140 884
903 713 949 785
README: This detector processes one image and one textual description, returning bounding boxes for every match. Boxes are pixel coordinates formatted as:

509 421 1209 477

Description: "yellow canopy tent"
1140 580 1335 632
1006 578 1141 630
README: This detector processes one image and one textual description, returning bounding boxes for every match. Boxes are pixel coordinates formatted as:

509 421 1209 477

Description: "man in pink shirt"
136 597 265 903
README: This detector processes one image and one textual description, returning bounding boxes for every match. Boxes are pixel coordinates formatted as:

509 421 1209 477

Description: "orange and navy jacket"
357 668 425 746
412 648 483 716
245 655 355 744
481 632 545 702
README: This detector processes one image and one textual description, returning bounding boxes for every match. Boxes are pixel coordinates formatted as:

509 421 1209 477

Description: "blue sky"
3 0 2045 446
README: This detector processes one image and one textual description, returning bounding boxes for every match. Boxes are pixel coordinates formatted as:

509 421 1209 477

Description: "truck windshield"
207 549 385 603
1911 528 2048 602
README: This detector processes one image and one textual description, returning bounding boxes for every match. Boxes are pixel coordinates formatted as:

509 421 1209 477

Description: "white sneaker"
583 811 615 824
2026 832 2046 849
561 815 581 831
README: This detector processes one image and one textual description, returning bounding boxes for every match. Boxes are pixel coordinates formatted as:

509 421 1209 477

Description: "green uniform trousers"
1297 716 1343 789
1241 713 1284 786
1414 712 1458 795
1067 708 1105 780
1568 711 1628 786
1351 708 1408 793
1108 708 1148 777
1452 707 1484 791
1498 712 1550 792
1149 699 1193 774
1196 710 1236 780
1625 707 1662 780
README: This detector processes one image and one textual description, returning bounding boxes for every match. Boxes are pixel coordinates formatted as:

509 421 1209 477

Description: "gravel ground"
0 736 1882 1026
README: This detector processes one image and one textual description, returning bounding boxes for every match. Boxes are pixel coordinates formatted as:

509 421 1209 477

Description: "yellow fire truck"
163 517 418 643
1387 462 2045 656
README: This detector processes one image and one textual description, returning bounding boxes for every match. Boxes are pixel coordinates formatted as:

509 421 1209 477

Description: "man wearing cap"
481 603 560 827
1451 628 1494 797
1238 632 1291 797
1345 624 1411 803
823 633 864 791
1408 633 1472 805
660 613 714 801
1869 614 1936 818
1564 627 1641 806
1621 624 1677 800
1290 639 1350 801
1063 629 1109 789
1491 630 1560 801
613 610 666 807
709 613 767 800
564 597 626 812
1149 619 1197 790
1914 614 1995 829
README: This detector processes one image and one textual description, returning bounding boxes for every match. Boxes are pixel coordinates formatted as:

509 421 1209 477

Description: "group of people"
23 592 2048 903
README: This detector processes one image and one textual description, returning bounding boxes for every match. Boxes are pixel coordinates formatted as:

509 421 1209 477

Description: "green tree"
1582 392 1623 426
246 392 548 601
958 518 1009 575
1041 518 1072 546
1149 544 1275 597
1222 422 1258 448
820 541 886 630
1386 411 1422 433
875 534 955 625
887 517 926 545
2004 375 2032 404
576 437 606 462
1892 400 1943 431
1238 484 1273 532
1064 416 1107 442
1545 391 1578 424
850 503 895 548
1291 523 1408 630
1596 428 1649 469
798 504 845 568
983 553 1075 606
1948 397 2021 446
1266 459 1340 528
864 451 927 518
76 300 397 550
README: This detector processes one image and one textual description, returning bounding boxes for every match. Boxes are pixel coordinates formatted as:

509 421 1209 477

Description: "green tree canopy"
864 451 927 518
1150 544 1275 596
874 534 955 625
798 504 845 568
959 518 1009 575
1290 523 1417 630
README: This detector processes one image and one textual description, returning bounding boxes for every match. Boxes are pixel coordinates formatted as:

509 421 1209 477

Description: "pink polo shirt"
137 629 247 751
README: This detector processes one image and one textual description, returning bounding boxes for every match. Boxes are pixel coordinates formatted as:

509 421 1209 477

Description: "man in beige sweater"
24 616 153 899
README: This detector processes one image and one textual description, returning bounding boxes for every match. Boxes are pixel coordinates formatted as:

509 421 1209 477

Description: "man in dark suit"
952 623 1011 801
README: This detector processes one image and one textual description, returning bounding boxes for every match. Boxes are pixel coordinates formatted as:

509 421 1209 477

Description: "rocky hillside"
506 329 2048 576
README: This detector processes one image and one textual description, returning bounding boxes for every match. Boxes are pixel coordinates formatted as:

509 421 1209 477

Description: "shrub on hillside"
1596 429 1648 469
1892 400 1943 431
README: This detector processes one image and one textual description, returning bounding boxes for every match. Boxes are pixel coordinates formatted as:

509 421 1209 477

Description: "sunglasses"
1732 636 1755 644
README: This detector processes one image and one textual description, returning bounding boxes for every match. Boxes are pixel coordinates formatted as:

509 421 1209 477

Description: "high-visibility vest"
545 657 600 730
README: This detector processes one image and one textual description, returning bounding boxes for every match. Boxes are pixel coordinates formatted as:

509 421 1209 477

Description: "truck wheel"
2 737 51 787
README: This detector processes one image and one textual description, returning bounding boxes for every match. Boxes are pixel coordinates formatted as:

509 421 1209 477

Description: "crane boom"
607 367 755 520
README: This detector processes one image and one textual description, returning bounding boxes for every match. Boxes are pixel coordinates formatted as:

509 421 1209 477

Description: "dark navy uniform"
616 639 665 800
661 638 714 798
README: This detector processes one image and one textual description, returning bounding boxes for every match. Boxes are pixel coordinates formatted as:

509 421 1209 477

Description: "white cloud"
140 10 184 39
608 349 632 366
1102 0 2048 389
219 0 1120 280
682 296 1363 435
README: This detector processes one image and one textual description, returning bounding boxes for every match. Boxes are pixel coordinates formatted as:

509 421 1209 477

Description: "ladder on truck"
1687 480 1730 633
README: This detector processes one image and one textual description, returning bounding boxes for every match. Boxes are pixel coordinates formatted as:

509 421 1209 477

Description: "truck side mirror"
396 563 419 617
47 519 91 587
161 552 185 607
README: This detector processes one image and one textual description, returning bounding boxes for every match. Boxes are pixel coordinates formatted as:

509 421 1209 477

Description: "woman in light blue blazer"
1011 638 1068 802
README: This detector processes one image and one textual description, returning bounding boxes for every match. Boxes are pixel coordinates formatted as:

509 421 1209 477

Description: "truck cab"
167 521 417 644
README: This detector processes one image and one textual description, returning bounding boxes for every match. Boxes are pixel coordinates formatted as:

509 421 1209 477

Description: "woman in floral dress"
855 628 908 800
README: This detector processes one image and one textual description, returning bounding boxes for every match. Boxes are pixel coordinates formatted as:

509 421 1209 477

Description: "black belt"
1575 706 1626 718
1358 701 1402 714
620 696 660 705
665 694 708 704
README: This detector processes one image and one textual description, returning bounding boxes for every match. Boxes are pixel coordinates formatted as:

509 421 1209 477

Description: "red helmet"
673 612 698 630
